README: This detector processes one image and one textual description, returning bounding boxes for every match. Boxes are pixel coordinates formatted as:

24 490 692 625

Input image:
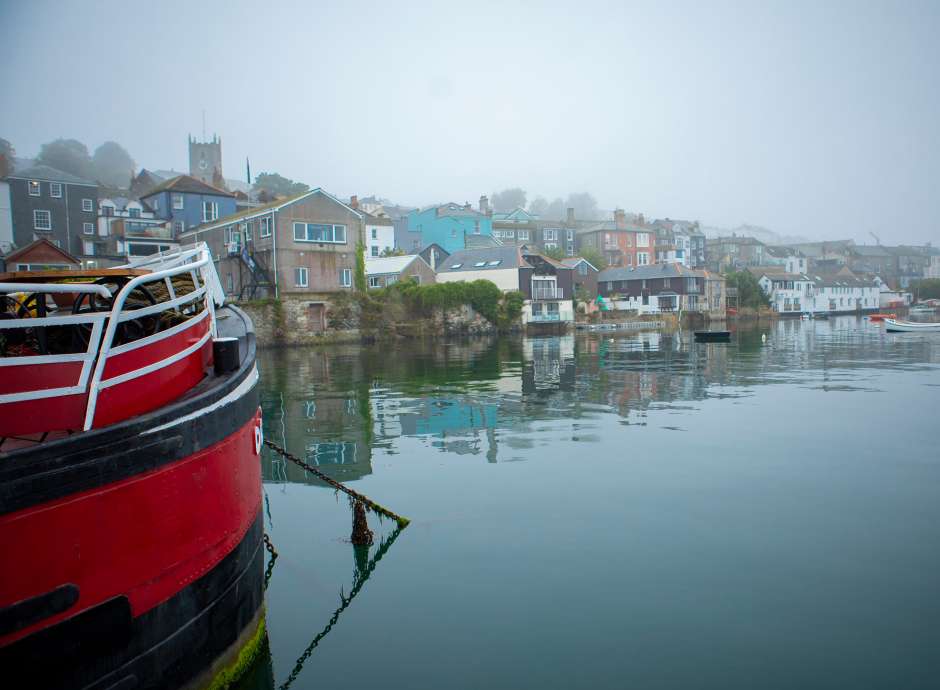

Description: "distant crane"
870 231 881 245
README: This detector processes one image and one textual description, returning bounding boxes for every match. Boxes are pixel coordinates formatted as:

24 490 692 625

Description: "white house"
753 266 879 315
435 246 575 326
363 211 395 258
98 197 176 260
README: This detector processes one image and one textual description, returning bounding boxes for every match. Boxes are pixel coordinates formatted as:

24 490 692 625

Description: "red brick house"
1 237 80 273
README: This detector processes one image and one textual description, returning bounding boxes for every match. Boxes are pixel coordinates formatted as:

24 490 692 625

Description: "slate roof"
465 234 502 249
598 263 704 282
7 164 97 186
142 174 234 198
561 257 599 272
365 255 425 276
437 245 529 273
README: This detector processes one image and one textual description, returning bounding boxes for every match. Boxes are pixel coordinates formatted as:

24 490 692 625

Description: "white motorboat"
883 318 940 332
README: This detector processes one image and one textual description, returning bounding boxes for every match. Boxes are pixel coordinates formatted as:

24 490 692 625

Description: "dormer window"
450 263 462 269
474 261 487 267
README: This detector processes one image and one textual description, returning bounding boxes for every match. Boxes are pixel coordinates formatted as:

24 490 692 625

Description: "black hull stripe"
0 584 80 638
0 307 258 516
1 511 264 690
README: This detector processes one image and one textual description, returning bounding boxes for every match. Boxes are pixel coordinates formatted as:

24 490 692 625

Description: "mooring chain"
262 533 278 590
263 439 410 528
278 525 405 690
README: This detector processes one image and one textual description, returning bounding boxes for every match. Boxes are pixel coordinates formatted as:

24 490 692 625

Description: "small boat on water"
909 305 937 315
694 330 731 342
0 244 264 689
869 313 896 322
883 318 940 332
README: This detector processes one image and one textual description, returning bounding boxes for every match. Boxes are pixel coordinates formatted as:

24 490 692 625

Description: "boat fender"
213 337 240 375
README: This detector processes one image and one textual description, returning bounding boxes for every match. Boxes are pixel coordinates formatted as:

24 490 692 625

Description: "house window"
83 222 94 235
663 277 671 288
474 221 480 234
33 209 52 230
294 267 308 287
260 217 272 238
566 229 574 241
173 194 184 210
203 201 219 222
371 246 379 257
544 243 558 250
369 276 381 288
626 254 633 266
83 240 95 255
245 223 252 241
578 263 588 276
173 221 184 235
371 228 377 239
636 232 649 247
101 205 114 216
339 268 352 287
151 197 159 211
293 222 347 243
543 228 558 241
518 230 529 240
532 302 543 316
82 198 94 212
637 252 649 266
129 207 140 218
28 180 40 196
50 182 62 198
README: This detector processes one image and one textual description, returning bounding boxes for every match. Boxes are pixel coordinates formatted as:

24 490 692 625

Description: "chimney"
479 195 489 215
350 195 359 209
566 207 575 225
614 208 626 229
637 213 645 227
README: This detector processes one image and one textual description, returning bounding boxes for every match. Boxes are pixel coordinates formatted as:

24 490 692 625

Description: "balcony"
124 223 173 240
529 312 561 322
531 285 564 300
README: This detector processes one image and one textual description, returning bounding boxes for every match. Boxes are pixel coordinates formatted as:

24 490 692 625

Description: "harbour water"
244 317 940 689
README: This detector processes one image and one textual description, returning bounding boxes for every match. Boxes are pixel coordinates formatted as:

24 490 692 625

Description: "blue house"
140 175 235 238
406 202 493 253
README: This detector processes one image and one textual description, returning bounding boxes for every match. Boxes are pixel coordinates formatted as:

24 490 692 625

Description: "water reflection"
258 317 939 477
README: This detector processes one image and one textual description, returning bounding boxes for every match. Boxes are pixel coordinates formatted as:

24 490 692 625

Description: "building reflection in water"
259 318 939 480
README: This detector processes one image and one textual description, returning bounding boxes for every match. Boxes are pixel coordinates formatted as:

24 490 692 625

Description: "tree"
913 278 940 300
578 247 608 270
566 192 598 220
724 270 770 309
529 196 565 220
542 246 565 261
491 187 526 212
91 141 135 188
380 247 406 257
0 138 13 178
253 172 309 199
36 138 94 179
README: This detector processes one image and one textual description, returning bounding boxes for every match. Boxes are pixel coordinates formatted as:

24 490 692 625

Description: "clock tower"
188 134 224 188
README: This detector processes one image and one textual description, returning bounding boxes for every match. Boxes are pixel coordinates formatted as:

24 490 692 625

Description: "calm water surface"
240 317 940 690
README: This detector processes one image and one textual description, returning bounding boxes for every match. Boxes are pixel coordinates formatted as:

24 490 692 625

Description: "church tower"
188 134 225 189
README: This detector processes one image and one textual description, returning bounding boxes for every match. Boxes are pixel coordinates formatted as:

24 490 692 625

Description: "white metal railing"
1 244 222 431
532 285 564 300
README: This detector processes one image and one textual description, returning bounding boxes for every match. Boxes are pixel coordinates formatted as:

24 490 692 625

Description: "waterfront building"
784 239 855 266
365 254 436 288
0 236 80 272
577 210 654 268
435 245 575 326
492 205 582 257
650 219 705 267
5 164 99 266
97 197 176 265
357 198 396 258
406 201 493 253
180 188 364 310
706 235 766 272
751 265 879 314
561 256 599 299
597 263 721 315
141 174 236 238
763 246 808 274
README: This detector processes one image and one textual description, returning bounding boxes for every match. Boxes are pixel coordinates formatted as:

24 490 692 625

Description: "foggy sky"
2 0 938 244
